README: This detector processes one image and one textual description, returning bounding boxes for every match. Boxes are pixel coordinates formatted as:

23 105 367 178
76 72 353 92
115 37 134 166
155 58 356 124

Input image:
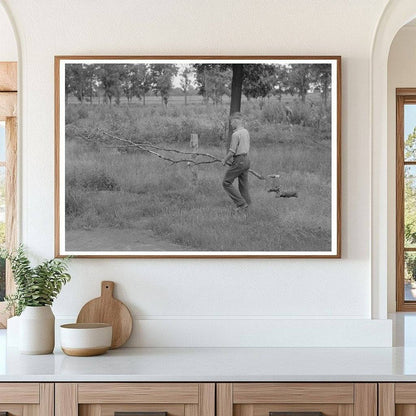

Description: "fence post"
189 133 199 183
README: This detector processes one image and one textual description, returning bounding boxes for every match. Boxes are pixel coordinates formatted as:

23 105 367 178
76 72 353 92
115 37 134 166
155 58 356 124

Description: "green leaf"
5 245 71 313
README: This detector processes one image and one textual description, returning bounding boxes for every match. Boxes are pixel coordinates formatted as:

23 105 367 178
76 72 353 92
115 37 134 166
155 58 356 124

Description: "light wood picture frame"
55 56 341 258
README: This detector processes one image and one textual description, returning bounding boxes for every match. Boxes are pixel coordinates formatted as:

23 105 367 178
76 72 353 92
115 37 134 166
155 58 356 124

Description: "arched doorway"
371 0 416 319
0 0 19 327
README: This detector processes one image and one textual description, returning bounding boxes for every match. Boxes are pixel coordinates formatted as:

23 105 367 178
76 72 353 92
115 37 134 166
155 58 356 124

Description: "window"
396 89 416 310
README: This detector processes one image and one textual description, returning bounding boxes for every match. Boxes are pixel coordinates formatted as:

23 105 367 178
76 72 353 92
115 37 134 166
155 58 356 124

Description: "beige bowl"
60 323 112 356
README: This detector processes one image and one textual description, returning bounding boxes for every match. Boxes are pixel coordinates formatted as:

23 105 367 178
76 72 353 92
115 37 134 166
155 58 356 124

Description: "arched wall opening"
0 1 20 328
371 0 416 319
387 19 416 313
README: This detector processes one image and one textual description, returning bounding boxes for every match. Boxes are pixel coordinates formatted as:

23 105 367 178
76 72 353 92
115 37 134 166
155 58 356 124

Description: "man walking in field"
222 112 251 211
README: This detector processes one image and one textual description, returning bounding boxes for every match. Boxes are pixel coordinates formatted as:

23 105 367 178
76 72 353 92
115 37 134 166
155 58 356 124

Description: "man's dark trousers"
222 154 251 208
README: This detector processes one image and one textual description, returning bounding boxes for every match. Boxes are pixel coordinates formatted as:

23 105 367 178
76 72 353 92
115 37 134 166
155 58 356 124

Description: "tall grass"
65 143 331 251
66 94 331 146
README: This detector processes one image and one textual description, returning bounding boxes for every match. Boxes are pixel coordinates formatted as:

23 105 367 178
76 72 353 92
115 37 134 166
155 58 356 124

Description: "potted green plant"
2 245 71 354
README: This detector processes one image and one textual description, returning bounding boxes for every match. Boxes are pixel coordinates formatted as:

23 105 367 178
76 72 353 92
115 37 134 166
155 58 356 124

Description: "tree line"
65 63 332 107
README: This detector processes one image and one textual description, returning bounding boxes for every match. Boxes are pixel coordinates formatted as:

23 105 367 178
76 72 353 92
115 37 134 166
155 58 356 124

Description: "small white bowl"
60 323 112 356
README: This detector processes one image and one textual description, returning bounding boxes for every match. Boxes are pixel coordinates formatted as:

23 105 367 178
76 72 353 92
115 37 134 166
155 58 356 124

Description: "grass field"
64 96 332 252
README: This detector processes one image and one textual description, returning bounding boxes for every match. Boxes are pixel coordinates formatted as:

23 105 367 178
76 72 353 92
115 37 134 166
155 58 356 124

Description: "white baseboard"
56 317 392 347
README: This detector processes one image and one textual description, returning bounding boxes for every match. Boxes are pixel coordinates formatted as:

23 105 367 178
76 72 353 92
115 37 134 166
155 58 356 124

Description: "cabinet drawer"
0 383 39 404
218 383 376 416
379 383 416 416
56 383 215 416
80 403 185 416
233 384 354 404
0 383 53 416
78 383 200 404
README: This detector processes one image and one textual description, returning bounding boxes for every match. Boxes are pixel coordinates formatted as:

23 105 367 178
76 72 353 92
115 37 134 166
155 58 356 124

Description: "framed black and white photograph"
55 56 341 258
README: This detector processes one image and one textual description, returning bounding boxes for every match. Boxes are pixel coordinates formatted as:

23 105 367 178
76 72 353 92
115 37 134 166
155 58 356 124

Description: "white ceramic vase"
19 306 55 354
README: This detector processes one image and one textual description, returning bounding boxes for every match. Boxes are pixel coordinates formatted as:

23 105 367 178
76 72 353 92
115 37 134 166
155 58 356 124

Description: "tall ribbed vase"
19 306 55 354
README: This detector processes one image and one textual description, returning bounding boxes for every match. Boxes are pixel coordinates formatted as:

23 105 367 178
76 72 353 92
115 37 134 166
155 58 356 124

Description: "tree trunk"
143 94 146 106
228 64 243 141
230 64 243 114
322 81 329 108
203 68 208 105
184 91 187 106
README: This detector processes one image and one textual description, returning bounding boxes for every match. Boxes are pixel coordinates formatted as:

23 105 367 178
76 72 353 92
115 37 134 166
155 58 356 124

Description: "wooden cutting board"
76 281 133 349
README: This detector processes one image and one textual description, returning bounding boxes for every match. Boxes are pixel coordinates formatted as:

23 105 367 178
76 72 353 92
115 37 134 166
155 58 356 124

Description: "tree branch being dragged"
76 127 265 180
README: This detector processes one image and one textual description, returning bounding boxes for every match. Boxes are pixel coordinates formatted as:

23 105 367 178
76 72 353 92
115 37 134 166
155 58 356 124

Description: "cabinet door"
56 383 215 416
0 383 53 416
217 383 377 416
379 383 416 416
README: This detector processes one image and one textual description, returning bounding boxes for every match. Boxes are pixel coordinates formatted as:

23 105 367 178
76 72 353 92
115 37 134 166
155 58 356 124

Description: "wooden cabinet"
217 383 377 416
378 383 416 416
0 383 53 416
0 381 387 416
55 383 215 416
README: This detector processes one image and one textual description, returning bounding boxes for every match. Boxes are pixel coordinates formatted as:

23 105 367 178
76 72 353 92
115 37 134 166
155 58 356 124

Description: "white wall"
0 0 393 346
0 3 17 61
387 25 416 312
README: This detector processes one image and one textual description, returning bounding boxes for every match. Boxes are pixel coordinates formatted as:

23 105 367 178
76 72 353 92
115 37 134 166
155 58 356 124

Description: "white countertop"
3 313 416 382
2 328 416 382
